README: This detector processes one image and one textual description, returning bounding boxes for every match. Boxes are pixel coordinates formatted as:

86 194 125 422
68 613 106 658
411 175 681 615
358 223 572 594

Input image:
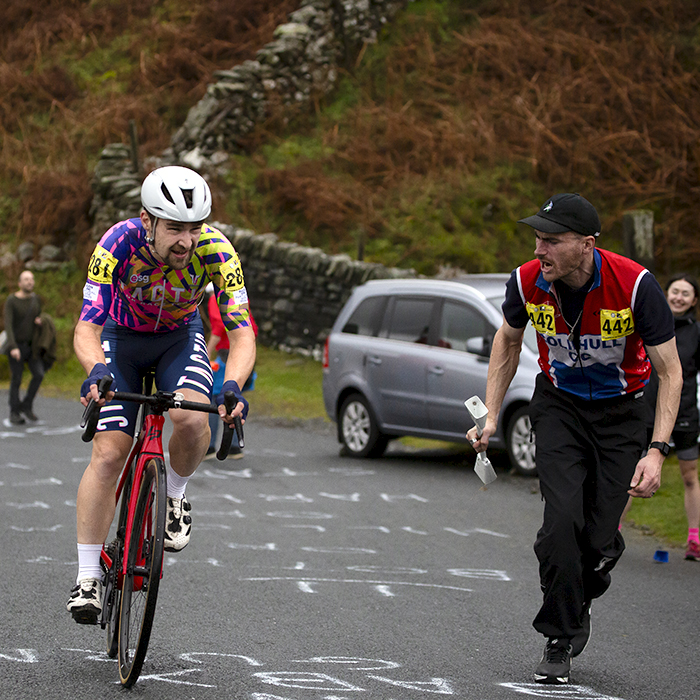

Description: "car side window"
342 296 388 336
438 300 492 352
385 297 435 344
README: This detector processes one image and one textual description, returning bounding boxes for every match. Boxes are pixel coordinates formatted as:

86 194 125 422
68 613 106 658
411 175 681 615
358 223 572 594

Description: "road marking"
448 568 511 581
368 674 454 693
381 494 429 503
0 649 38 663
319 492 361 501
240 576 473 593
258 493 315 502
500 683 626 699
11 477 62 487
284 525 326 532
201 467 253 478
444 527 510 538
375 585 395 596
136 669 216 687
267 511 334 519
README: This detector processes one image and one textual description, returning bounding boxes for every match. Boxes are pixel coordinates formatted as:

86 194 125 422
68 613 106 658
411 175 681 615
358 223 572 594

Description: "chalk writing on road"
0 648 630 699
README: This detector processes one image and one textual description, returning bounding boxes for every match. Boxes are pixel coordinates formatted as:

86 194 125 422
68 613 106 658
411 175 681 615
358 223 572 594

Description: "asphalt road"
1 391 698 700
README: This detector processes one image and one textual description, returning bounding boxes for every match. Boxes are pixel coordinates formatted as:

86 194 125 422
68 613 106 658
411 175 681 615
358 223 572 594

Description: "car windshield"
486 295 538 354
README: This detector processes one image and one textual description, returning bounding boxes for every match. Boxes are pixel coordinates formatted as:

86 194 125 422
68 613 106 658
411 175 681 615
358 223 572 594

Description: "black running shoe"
21 408 38 422
571 601 592 657
534 638 572 684
9 412 25 425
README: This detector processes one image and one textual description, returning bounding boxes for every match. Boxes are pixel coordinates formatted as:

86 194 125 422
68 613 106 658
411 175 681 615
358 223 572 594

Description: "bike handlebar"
80 380 244 458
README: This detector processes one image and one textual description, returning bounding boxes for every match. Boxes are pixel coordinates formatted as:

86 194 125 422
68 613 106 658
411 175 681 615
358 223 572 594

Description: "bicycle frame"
99 409 167 588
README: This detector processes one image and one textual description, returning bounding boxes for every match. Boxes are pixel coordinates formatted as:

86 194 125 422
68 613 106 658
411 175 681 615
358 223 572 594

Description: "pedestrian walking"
643 273 700 561
467 193 683 684
3 270 45 424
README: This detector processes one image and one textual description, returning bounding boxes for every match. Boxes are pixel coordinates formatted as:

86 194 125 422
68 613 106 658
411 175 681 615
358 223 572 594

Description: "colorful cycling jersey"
80 218 250 333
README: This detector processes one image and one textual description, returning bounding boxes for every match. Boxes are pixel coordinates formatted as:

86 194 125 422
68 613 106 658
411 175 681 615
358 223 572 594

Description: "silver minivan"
322 274 539 475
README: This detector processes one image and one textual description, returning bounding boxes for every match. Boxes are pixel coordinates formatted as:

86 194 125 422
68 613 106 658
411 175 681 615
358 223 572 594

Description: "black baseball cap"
518 193 601 237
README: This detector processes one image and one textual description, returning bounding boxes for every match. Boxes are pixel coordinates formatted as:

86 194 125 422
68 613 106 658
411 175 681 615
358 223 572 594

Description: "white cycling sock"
76 543 104 584
167 465 191 500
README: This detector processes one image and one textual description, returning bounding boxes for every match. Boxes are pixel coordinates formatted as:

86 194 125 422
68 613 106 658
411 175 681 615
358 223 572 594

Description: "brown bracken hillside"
2 0 700 277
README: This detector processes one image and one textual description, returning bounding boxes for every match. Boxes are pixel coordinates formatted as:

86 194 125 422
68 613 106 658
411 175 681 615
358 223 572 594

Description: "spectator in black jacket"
645 273 700 561
3 270 45 424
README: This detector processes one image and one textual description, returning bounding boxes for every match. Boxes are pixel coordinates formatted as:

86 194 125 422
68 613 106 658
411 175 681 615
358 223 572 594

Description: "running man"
68 166 256 623
467 193 682 684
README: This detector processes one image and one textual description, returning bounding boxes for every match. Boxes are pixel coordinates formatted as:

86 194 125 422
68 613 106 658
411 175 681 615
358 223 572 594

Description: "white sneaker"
67 577 102 625
164 495 192 552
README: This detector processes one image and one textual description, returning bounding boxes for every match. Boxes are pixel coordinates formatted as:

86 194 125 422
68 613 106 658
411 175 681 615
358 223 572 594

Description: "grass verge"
625 456 689 548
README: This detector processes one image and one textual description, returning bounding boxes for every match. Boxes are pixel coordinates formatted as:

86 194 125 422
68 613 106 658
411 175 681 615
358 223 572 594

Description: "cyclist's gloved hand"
217 379 249 420
81 362 112 400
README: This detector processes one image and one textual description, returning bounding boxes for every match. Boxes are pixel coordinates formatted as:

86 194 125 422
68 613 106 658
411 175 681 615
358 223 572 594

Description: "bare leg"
679 458 700 531
76 431 133 544
168 388 210 477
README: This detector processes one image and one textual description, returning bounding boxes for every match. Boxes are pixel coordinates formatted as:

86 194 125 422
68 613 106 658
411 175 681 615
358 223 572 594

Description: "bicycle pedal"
71 608 100 626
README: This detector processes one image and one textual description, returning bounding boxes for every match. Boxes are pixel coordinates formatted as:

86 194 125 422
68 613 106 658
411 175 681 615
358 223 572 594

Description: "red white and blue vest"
515 248 651 400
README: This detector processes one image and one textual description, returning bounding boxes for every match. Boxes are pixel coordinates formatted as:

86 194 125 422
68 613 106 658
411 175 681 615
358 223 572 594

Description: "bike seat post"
144 367 156 396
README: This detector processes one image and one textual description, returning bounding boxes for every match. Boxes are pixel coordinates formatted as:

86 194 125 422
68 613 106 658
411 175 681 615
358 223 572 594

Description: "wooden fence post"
622 209 654 273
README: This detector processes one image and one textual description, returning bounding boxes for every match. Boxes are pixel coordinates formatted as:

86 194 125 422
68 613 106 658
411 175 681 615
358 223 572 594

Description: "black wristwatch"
648 441 671 457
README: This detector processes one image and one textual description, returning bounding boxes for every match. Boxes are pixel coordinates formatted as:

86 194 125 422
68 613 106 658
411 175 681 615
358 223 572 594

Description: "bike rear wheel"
118 457 166 687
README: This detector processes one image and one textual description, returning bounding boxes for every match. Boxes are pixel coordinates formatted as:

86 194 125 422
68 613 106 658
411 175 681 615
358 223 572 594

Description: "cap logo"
543 201 553 212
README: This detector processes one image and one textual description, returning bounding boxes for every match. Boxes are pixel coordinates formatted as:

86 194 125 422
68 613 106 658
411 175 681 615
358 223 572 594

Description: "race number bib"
220 254 245 292
526 302 556 336
87 245 118 285
600 308 634 340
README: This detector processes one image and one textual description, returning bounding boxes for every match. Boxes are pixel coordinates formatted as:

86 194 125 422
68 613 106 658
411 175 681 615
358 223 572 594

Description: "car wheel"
506 406 537 476
339 394 388 458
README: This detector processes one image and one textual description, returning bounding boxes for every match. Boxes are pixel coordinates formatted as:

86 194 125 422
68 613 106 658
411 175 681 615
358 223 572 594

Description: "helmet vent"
160 183 175 204
181 189 193 208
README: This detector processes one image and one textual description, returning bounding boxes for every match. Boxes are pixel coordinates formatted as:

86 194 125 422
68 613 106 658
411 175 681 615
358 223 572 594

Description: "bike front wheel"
118 457 166 687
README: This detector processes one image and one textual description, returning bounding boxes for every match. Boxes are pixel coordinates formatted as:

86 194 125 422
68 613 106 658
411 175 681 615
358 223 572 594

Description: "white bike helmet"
141 166 211 222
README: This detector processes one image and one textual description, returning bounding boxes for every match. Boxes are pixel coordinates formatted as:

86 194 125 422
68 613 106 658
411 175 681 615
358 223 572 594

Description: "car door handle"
367 355 382 366
428 365 445 375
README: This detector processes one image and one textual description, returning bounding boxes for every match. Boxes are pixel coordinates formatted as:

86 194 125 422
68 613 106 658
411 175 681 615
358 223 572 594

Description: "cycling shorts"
96 317 213 436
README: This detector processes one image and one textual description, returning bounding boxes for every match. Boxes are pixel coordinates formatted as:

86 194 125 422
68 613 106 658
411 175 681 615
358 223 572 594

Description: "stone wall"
171 0 411 165
213 223 415 358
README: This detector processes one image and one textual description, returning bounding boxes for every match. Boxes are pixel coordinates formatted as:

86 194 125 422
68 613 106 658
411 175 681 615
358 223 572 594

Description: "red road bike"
81 373 243 686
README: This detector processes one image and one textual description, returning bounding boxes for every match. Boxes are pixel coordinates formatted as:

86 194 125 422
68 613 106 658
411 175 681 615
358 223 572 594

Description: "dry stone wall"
217 223 415 358
172 0 411 165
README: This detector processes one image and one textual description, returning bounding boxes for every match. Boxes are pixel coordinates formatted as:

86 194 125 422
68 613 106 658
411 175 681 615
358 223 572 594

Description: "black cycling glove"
81 363 112 399
216 379 249 420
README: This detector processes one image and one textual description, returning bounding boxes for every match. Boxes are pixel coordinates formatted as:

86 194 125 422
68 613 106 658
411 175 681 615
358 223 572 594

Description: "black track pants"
528 374 646 640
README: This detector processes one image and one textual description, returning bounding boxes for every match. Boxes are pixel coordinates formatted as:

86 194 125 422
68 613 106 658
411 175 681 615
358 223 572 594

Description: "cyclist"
67 166 255 624
468 193 682 684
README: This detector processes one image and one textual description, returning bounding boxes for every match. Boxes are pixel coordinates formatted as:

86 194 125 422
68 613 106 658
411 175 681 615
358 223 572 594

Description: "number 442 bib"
600 308 634 340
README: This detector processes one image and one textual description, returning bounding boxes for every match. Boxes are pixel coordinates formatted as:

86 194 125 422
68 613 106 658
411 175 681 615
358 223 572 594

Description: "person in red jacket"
205 284 258 457
467 193 682 685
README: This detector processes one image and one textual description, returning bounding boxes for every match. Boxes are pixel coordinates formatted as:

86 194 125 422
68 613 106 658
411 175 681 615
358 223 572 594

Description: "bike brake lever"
217 391 245 460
